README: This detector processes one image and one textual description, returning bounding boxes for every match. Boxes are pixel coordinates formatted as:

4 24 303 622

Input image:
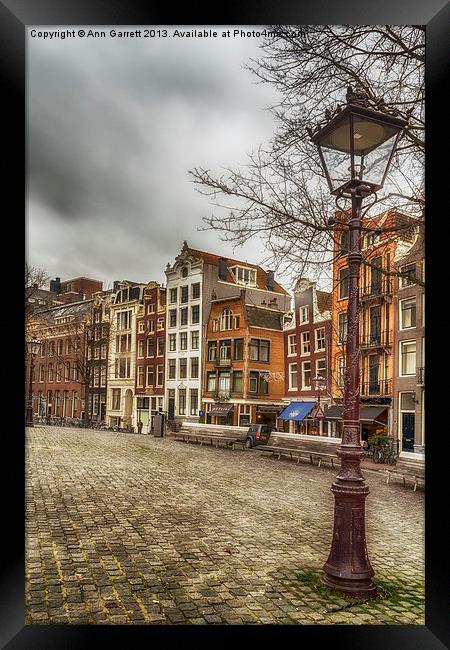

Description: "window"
233 338 244 360
156 365 164 387
218 371 230 394
179 332 188 350
400 392 416 411
180 286 189 303
400 340 416 376
178 388 186 415
249 338 270 362
400 263 416 288
169 333 177 352
190 389 198 415
147 338 155 357
368 354 380 393
400 298 416 329
191 305 200 324
288 334 297 356
100 366 106 387
101 344 107 359
190 357 199 379
40 343 45 358
232 371 243 393
302 361 311 389
191 330 199 350
147 302 156 314
179 358 187 379
180 308 188 326
249 371 268 395
207 372 217 392
46 362 53 382
137 366 145 387
220 308 232 331
337 357 345 387
208 341 217 361
339 268 350 299
117 310 132 330
157 317 164 331
192 283 200 300
57 339 63 355
233 315 240 329
147 366 155 386
138 340 145 358
56 363 62 382
231 266 257 286
219 339 231 360
116 334 131 353
370 256 383 294
300 306 309 324
338 313 348 344
115 357 131 379
65 363 70 381
39 365 45 382
111 389 121 411
340 229 350 254
315 328 326 351
178 389 186 415
148 320 155 333
156 337 164 356
181 267 188 278
239 404 251 427
169 288 177 304
48 341 55 357
316 358 327 381
301 332 310 355
168 359 176 380
288 363 298 390
169 309 177 328
212 319 219 332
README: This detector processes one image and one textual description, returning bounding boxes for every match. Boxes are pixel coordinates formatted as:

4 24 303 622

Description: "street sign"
314 405 325 420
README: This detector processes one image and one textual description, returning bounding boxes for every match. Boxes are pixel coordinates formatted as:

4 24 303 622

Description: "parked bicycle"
367 435 398 465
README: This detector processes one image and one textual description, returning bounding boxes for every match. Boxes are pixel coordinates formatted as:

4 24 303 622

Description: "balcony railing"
360 330 392 349
361 379 392 397
360 279 392 301
417 366 425 386
214 357 232 367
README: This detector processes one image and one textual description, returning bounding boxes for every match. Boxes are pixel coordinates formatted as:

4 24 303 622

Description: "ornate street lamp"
25 338 42 427
309 87 408 597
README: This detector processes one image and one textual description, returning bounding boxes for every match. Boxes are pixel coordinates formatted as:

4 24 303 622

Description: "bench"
386 456 425 491
257 444 337 468
170 425 247 450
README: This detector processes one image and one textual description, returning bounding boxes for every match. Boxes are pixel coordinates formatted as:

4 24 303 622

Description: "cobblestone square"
25 426 424 625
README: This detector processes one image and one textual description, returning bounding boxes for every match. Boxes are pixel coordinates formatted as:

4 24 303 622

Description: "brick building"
282 278 332 436
392 228 425 455
27 300 92 420
203 291 287 427
86 289 114 423
135 282 166 432
165 242 290 423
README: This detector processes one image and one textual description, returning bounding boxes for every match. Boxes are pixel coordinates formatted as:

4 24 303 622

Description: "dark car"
241 423 273 448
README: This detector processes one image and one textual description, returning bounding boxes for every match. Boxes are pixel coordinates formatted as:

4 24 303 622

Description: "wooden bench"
170 426 246 450
257 444 337 468
386 456 425 491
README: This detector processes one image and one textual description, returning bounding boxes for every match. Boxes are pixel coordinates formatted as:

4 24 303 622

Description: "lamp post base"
322 449 377 599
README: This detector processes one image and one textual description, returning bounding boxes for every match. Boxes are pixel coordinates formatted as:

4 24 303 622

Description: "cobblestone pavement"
25 426 424 625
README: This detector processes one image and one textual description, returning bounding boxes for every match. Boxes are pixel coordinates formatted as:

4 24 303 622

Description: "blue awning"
277 402 317 421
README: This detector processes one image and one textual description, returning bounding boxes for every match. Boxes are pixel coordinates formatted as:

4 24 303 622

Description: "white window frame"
300 306 309 324
315 327 326 352
301 331 311 356
399 297 416 330
287 334 297 356
399 340 416 377
301 360 311 390
288 363 298 391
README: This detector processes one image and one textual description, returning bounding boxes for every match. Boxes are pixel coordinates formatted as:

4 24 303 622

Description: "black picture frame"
2 1 448 647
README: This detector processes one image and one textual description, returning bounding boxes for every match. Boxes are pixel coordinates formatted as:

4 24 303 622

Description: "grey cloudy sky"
26 27 287 292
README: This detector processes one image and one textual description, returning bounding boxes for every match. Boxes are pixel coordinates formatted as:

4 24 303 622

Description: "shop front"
324 405 389 443
255 404 283 427
277 401 318 434
207 402 234 425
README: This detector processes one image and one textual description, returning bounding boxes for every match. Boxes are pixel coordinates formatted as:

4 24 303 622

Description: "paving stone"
25 426 424 626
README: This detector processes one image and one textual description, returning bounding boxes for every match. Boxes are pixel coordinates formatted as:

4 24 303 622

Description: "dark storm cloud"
27 30 279 288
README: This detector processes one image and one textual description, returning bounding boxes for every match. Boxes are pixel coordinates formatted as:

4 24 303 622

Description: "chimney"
218 257 227 281
266 270 275 291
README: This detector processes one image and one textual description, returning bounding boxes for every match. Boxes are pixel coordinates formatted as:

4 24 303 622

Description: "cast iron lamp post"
25 338 42 427
309 86 408 597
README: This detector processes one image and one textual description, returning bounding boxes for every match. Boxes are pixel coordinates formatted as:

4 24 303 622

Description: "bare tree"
189 26 424 290
25 263 50 323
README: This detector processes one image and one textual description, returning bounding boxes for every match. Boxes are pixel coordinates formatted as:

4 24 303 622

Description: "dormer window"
230 266 257 287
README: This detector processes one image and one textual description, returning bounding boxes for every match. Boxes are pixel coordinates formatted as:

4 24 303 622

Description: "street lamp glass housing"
312 103 407 197
27 339 42 356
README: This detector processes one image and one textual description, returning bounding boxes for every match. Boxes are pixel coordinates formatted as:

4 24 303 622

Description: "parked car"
241 423 273 448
